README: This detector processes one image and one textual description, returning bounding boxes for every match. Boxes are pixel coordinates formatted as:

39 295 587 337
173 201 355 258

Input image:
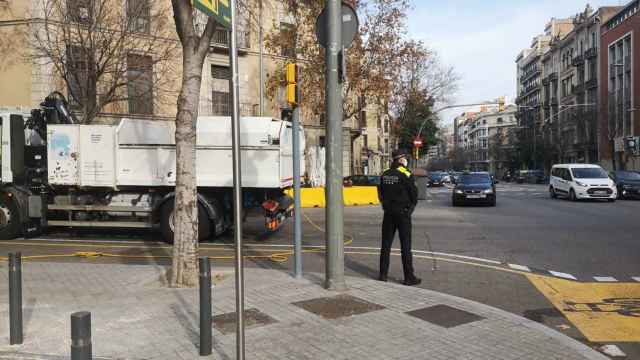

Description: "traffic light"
498 96 506 112
625 136 640 155
286 63 298 106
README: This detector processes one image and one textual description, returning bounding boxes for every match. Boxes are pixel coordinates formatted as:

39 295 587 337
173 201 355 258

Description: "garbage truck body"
0 93 303 242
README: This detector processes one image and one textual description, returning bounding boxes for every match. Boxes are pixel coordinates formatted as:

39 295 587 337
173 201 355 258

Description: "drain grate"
292 294 385 320
213 308 277 335
406 304 484 328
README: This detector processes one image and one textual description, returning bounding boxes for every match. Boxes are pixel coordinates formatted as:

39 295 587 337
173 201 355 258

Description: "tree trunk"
169 0 216 287
170 53 201 287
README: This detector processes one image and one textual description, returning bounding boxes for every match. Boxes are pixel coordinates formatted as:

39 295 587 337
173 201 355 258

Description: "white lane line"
508 264 531 272
549 271 577 280
632 277 640 282
593 276 618 282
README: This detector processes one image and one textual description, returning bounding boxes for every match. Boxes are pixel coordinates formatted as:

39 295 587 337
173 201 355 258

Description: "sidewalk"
0 262 608 360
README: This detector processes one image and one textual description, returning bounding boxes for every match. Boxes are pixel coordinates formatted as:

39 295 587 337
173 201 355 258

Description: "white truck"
0 93 303 242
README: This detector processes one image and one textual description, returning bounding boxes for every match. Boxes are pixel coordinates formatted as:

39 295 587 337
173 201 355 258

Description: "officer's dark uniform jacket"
378 165 418 215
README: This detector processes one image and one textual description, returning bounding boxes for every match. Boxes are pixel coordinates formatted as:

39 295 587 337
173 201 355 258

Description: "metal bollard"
199 257 212 356
9 252 23 345
71 311 92 360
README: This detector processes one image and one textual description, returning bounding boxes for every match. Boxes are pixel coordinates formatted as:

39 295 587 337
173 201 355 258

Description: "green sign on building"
193 0 231 28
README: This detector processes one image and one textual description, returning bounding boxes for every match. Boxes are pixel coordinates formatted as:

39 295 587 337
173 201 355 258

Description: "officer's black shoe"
378 275 388 282
403 277 422 286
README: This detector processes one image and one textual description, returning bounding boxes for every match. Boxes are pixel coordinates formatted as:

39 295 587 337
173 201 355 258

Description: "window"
68 0 93 23
127 0 150 33
127 54 153 115
212 65 230 116
319 136 326 147
66 46 90 108
280 22 296 58
319 113 326 127
497 117 503 124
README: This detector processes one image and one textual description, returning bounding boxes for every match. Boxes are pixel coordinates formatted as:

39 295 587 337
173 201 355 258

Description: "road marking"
508 264 531 272
528 274 640 342
594 276 618 282
599 345 626 358
549 271 577 280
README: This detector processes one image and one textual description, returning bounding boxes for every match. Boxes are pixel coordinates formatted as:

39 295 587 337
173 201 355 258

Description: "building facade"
467 106 518 176
600 0 640 171
540 6 621 166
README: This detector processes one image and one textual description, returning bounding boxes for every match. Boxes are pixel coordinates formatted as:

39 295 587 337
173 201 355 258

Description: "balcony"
585 47 598 59
210 29 251 53
586 78 597 89
571 54 585 67
521 68 541 83
547 72 558 81
572 84 585 94
550 97 558 106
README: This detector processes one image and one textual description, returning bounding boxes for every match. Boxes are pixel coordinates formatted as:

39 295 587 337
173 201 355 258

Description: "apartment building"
600 0 640 171
516 18 573 167
540 6 621 165
0 0 388 178
466 106 518 176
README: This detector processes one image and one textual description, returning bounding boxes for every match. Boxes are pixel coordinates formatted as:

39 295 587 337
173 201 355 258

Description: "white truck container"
0 95 303 242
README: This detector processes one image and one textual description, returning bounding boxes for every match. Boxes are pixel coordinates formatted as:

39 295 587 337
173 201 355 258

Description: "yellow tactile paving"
528 274 640 342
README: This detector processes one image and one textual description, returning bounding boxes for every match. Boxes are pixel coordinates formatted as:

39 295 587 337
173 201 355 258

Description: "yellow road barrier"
285 187 379 208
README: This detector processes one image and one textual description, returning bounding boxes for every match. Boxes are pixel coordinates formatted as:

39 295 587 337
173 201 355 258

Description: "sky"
407 0 625 125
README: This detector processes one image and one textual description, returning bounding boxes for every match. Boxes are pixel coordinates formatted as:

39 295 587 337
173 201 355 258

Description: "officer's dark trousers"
380 211 415 280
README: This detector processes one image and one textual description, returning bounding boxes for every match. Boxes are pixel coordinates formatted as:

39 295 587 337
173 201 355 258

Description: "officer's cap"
392 149 409 160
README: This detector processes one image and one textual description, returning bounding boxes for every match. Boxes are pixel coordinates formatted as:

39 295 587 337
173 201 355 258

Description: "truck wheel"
160 201 212 244
0 194 20 240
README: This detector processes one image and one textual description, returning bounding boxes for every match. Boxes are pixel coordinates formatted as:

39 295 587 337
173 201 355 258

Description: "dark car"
343 175 381 187
428 172 447 187
452 172 497 207
611 171 640 199
526 170 547 184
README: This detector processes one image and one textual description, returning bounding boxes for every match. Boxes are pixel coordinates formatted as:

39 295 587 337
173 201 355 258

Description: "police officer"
377 149 421 286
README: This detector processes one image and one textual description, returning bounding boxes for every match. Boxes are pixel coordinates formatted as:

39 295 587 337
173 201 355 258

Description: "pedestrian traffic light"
286 63 298 106
498 96 506 112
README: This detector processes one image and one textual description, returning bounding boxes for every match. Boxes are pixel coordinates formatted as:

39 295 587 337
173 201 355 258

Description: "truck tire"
0 194 21 240
160 200 212 244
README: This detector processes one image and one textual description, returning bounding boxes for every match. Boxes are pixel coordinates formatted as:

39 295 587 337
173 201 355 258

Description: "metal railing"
211 28 250 49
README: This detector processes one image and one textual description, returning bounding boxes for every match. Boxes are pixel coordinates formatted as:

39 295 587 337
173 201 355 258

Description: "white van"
549 164 617 202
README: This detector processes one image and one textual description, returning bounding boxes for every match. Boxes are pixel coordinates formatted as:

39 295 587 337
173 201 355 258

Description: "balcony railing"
572 54 585 67
586 78 597 89
572 84 585 94
211 28 251 51
585 47 598 59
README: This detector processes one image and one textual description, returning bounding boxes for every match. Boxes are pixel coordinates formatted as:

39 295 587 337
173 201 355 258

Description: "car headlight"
575 181 587 187
483 189 494 194
455 189 464 194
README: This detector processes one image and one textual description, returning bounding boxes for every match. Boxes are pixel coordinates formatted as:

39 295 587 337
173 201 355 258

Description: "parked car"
515 170 527 184
549 164 617 202
452 172 497 207
526 170 547 184
611 170 640 199
343 175 381 187
427 172 448 187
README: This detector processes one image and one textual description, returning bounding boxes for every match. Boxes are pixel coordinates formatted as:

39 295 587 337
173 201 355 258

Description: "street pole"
228 0 245 358
324 0 346 291
292 94 302 279
258 0 264 116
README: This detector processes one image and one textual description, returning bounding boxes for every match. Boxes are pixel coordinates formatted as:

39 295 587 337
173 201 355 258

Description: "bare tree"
169 0 217 287
264 0 425 122
28 0 178 123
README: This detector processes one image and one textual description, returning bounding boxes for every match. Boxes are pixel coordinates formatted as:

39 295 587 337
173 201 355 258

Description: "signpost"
315 1 359 291
194 0 243 358
193 0 231 28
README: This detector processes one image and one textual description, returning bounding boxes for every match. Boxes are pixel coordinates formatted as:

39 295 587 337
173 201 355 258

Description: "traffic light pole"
324 0 346 291
292 94 303 279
